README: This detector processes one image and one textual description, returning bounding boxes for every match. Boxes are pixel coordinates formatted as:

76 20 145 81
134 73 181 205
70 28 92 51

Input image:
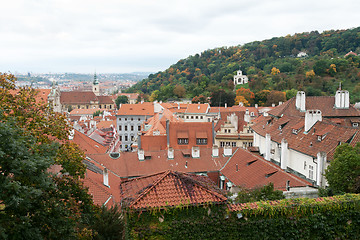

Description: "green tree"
115 95 129 108
0 118 90 239
173 85 186 98
149 90 160 102
210 89 235 107
285 88 298 100
325 143 360 194
92 205 124 240
235 183 284 203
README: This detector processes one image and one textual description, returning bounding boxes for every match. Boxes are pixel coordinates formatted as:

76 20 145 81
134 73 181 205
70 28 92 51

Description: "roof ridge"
129 170 172 208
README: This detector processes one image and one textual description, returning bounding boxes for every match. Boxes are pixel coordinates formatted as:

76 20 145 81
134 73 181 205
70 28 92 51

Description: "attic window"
109 152 120 159
178 138 189 145
353 123 359 127
265 171 277 178
196 138 207 145
247 160 257 166
292 129 297 134
250 112 255 117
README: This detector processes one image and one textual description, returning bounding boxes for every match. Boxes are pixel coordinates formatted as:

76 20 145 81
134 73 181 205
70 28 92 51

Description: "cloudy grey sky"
1 0 360 74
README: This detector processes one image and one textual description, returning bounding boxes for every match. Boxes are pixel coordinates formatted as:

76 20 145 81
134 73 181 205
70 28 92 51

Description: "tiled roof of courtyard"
119 170 227 209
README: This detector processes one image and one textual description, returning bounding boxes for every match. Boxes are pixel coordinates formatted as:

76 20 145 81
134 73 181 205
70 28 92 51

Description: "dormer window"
292 129 297 134
196 138 207 145
353 123 359 128
178 138 188 145
250 112 255 117
317 136 322 142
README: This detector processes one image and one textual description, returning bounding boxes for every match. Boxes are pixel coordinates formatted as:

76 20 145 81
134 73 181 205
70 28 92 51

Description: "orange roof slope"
117 102 154 116
220 149 311 191
169 122 213 149
72 130 108 154
120 170 227 209
60 91 98 104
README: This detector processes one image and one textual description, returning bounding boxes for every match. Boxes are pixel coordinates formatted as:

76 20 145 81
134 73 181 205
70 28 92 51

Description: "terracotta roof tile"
72 130 108 154
220 149 311 191
60 91 98 104
117 102 154 116
120 170 227 209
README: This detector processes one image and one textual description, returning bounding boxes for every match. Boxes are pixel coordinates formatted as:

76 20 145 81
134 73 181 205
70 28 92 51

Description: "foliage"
235 183 284 203
0 118 89 239
126 27 360 104
173 85 186 98
125 194 360 240
93 110 103 117
115 95 129 108
235 87 255 105
210 89 235 107
192 95 208 104
266 90 287 106
92 205 125 240
325 143 360 194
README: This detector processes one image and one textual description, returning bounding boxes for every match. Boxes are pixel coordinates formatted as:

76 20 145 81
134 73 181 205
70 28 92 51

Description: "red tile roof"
60 91 98 104
220 149 311 191
251 115 359 159
268 96 360 118
97 95 114 104
87 148 231 178
169 122 213 149
120 170 227 209
214 111 246 133
72 130 108 154
117 102 154 116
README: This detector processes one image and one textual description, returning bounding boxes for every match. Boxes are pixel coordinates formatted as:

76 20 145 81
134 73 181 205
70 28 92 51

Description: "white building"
233 70 248 85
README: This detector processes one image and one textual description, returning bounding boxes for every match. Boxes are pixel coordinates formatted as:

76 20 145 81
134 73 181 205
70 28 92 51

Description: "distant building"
116 102 155 151
233 70 248 85
297 52 308 58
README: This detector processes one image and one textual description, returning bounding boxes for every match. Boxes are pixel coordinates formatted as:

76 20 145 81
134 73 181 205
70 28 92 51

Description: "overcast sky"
1 0 360 74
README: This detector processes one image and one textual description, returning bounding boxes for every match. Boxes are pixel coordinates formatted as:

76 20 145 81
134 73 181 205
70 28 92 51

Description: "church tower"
92 72 100 96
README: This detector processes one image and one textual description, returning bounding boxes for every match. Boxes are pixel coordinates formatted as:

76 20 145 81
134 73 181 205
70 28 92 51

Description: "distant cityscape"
14 72 151 94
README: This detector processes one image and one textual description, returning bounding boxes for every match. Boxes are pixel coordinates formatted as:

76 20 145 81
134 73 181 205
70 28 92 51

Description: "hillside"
127 27 360 105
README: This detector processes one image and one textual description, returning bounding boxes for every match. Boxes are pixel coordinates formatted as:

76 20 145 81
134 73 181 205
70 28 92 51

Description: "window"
231 142 236 147
131 126 134 131
250 112 255 117
196 138 207 145
125 125 128 131
138 125 141 131
292 129 297 134
309 165 314 179
120 136 122 141
224 129 227 133
220 142 225 147
125 136 128 141
200 116 203 119
304 161 307 170
186 116 189 119
119 118 122 121
99 105 102 109
138 118 140 121
119 125 122 131
353 123 359 127
195 116 198 119
178 138 189 145
191 116 194 119
109 105 112 109
131 118 133 121
125 118 127 121
208 118 211 122
248 142 253 147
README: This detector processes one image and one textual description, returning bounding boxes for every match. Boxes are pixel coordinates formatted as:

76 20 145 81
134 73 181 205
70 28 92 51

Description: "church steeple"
92 72 100 96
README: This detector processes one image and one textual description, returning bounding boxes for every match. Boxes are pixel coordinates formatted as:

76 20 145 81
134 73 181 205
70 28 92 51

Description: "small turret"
92 72 100 96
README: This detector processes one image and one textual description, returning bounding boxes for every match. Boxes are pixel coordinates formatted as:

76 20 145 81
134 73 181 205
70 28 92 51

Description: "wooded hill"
126 27 360 106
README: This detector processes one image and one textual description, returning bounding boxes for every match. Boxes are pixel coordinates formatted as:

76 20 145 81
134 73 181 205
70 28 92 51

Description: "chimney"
255 104 258 108
279 101 283 105
225 103 227 108
138 149 144 161
280 139 288 170
335 90 350 109
212 145 219 157
103 168 109 187
305 110 322 132
192 146 200 158
168 147 174 159
244 109 250 123
224 145 232 156
166 120 170 147
316 152 326 186
265 133 271 161
137 132 142 149
272 103 275 107
177 103 180 110
212 120 215 144
295 91 306 112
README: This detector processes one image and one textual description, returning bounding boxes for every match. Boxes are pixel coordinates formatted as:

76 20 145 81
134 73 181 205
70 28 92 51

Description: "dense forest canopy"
127 27 360 106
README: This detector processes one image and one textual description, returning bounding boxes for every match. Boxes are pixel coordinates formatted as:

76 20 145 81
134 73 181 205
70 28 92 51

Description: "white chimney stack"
296 91 306 112
316 152 326 186
212 145 219 157
335 90 350 109
138 149 144 161
225 103 227 108
305 110 322 132
280 139 288 170
192 146 200 158
103 168 109 187
265 133 271 161
224 145 232 156
168 147 174 159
